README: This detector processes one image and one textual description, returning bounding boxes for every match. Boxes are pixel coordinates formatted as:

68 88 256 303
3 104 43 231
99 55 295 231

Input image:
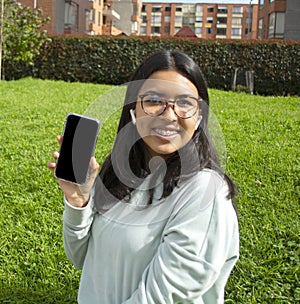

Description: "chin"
145 137 186 157
150 145 178 157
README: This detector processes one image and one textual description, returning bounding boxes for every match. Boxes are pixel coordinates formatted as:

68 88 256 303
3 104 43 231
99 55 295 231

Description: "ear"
130 109 136 125
194 115 202 130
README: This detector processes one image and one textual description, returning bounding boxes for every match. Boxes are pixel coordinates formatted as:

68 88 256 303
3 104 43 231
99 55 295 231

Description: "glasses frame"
139 94 203 119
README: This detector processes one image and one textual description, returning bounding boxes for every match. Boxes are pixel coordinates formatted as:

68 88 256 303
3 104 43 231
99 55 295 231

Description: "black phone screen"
55 113 100 184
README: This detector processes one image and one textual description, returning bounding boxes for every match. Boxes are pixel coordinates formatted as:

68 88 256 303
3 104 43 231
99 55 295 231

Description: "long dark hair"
95 50 236 209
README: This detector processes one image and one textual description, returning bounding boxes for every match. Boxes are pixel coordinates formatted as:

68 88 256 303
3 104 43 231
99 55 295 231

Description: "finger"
52 151 59 159
90 156 99 171
86 157 99 183
47 161 56 173
57 135 63 145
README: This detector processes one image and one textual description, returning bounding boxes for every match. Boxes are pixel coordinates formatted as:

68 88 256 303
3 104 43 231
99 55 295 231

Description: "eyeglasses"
139 94 202 119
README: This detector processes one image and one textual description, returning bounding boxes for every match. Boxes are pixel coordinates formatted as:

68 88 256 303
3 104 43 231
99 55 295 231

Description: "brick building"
258 0 300 40
141 1 259 39
17 1 299 40
20 0 57 34
18 0 141 36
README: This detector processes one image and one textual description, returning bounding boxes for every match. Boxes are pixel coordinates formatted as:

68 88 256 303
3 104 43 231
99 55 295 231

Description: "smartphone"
55 113 100 184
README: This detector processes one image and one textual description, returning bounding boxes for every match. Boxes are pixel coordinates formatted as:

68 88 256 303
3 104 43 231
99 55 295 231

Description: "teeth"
154 128 179 136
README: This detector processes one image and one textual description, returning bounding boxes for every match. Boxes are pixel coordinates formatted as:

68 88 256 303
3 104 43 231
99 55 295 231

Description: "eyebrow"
140 90 197 99
140 90 164 96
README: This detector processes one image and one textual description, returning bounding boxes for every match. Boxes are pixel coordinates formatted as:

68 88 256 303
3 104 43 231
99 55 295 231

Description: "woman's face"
135 70 201 157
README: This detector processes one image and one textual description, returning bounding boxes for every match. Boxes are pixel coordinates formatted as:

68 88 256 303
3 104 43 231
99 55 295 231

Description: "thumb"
87 156 99 183
77 157 99 199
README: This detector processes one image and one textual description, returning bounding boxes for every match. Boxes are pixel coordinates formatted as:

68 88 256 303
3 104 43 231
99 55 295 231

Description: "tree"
0 0 51 80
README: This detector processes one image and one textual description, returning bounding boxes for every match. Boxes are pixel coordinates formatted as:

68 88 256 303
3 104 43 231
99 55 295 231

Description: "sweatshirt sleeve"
123 172 239 304
63 192 96 269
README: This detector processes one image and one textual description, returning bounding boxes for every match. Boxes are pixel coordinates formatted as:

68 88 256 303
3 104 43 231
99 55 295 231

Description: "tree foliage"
1 0 50 65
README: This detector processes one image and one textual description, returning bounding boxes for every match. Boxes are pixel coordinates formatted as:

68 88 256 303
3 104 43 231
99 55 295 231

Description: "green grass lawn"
0 78 299 303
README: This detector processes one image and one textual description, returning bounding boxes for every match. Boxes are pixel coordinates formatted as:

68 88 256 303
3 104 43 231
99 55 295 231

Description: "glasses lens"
175 97 199 118
142 95 165 116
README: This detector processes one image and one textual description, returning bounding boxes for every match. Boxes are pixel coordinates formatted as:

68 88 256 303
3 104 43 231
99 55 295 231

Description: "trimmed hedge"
3 36 300 96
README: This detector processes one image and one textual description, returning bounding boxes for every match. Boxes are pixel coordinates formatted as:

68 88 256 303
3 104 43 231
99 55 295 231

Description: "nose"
162 102 177 121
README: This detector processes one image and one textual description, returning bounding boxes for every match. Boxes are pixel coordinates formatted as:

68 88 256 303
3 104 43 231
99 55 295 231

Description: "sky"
143 1 259 4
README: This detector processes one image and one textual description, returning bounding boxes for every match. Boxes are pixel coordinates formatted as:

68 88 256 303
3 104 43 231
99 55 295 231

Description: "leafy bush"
1 0 50 80
3 36 300 96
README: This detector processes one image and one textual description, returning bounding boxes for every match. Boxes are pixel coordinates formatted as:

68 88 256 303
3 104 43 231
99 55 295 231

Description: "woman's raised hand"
47 135 99 208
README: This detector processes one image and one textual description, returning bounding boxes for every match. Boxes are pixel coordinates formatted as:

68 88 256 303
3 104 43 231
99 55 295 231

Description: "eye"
143 95 164 105
176 97 195 108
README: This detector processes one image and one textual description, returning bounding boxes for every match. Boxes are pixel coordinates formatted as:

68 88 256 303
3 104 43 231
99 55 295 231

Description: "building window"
189 17 195 24
196 16 203 23
207 7 214 13
84 10 90 32
268 13 275 36
176 6 182 12
91 8 95 24
165 6 171 12
151 26 161 35
232 28 241 36
258 18 263 38
65 1 78 31
196 5 203 13
195 27 202 34
207 17 213 24
260 0 264 6
132 21 138 33
183 17 195 25
232 18 242 25
217 17 227 25
175 16 182 23
164 16 170 23
217 28 226 36
246 7 253 14
218 6 228 14
233 6 242 14
152 6 161 13
140 26 146 34
206 27 213 34
183 5 195 13
151 14 161 24
141 5 146 13
164 26 170 34
142 15 147 23
245 27 252 35
268 12 285 38
98 12 101 27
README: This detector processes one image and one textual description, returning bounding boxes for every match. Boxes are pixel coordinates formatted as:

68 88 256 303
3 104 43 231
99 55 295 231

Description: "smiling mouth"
152 128 180 137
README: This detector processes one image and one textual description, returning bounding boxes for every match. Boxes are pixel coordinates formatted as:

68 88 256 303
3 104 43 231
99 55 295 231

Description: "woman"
48 50 239 303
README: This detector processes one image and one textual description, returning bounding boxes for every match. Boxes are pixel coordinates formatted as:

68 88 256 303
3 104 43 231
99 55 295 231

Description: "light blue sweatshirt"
63 169 239 303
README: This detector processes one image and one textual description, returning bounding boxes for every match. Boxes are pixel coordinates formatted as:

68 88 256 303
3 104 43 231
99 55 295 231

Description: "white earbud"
194 115 202 130
130 109 136 125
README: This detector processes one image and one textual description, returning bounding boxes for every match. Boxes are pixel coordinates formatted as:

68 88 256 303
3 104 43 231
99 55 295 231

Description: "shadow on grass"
0 289 77 303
